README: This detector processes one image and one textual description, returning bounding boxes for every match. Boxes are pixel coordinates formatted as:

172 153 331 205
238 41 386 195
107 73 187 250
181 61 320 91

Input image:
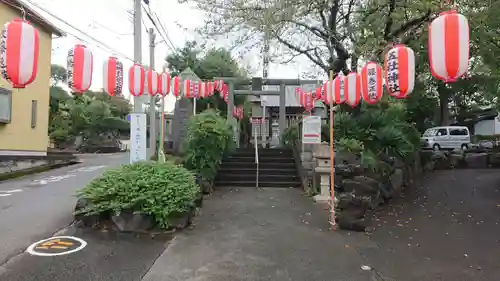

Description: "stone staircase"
215 148 301 188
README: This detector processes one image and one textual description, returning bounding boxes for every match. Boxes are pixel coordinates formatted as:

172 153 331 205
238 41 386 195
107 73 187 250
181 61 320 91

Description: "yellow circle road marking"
26 236 87 257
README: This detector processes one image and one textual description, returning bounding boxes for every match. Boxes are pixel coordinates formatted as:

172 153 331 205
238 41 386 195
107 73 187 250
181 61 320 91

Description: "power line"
141 2 178 53
21 0 134 62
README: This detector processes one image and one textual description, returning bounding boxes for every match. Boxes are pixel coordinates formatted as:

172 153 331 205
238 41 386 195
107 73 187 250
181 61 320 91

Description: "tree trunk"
437 83 450 126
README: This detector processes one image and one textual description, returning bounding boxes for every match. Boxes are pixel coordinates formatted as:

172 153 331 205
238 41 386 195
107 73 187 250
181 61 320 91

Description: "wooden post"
329 70 336 230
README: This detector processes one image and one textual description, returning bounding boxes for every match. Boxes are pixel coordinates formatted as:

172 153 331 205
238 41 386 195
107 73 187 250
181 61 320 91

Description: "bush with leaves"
183 109 233 181
324 102 421 171
281 123 300 148
75 161 199 228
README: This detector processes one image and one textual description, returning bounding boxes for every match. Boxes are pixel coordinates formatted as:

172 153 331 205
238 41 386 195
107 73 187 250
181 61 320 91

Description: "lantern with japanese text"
344 72 361 107
428 10 469 83
158 72 170 96
128 64 145 97
183 80 201 99
171 76 180 97
67 44 93 93
360 62 383 104
1 19 39 88
103 56 123 96
146 69 159 95
333 75 346 104
384 44 415 98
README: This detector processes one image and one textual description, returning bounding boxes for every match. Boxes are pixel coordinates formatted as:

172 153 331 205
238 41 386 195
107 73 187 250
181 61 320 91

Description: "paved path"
142 187 374 281
0 153 128 265
363 169 500 280
1 167 500 281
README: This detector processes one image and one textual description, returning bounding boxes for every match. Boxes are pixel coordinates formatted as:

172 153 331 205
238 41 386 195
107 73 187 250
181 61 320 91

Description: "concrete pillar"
279 83 286 146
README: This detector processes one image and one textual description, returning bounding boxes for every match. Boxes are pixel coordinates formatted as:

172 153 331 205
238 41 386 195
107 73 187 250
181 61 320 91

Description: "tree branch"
389 9 432 38
275 35 326 71
283 20 327 39
383 0 396 40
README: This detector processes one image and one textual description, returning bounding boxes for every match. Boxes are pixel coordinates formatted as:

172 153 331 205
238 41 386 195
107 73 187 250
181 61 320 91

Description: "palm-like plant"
332 101 421 171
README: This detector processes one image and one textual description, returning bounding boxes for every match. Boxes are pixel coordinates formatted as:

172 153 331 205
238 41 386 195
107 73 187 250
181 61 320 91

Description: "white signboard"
130 113 147 164
302 115 321 144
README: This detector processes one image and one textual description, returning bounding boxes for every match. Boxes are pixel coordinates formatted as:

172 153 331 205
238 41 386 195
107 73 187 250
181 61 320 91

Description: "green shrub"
75 161 199 228
183 109 233 181
281 123 300 148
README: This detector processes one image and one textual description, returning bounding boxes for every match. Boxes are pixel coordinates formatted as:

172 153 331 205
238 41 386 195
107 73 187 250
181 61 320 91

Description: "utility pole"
133 0 142 113
130 0 148 164
148 28 157 158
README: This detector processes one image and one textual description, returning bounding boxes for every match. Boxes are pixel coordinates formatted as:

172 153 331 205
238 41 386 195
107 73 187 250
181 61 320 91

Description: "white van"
422 126 471 151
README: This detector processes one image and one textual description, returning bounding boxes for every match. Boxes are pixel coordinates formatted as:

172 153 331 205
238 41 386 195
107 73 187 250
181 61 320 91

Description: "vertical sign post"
328 70 336 231
130 113 147 164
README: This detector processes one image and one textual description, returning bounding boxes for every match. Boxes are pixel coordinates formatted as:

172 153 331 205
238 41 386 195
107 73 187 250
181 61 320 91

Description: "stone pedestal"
313 143 334 204
270 120 279 147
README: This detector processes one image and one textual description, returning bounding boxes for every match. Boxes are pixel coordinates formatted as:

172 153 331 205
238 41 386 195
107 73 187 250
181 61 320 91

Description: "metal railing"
254 127 260 189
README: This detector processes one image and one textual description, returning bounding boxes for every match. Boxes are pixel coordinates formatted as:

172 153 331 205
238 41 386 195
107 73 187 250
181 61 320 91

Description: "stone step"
215 173 300 182
225 156 295 163
214 180 301 188
220 161 296 169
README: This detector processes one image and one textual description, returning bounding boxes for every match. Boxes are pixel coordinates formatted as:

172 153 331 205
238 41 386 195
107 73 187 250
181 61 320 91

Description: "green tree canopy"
166 42 248 114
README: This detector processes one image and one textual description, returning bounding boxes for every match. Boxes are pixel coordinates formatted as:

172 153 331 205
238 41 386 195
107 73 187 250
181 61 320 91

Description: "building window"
31 100 37 128
0 88 12 124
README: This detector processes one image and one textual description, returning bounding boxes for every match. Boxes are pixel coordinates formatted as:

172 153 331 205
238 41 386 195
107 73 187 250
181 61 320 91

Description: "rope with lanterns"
0 6 466 126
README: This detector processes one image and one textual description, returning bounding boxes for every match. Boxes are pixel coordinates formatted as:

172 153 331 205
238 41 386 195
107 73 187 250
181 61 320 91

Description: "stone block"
314 143 331 159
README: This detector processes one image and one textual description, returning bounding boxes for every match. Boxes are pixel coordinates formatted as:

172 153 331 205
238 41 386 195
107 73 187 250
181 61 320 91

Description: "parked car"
421 126 471 151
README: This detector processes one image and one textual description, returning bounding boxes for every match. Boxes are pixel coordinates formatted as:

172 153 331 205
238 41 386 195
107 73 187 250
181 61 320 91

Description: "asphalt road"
0 153 129 265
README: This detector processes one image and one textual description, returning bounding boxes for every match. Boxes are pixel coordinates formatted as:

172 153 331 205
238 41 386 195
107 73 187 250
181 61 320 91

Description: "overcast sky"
24 0 312 112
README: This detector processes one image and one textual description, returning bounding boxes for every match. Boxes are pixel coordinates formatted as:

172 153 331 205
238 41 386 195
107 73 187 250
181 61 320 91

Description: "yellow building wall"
0 3 52 155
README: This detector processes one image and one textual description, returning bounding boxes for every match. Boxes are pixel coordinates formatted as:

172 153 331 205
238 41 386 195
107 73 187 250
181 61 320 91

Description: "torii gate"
215 77 320 147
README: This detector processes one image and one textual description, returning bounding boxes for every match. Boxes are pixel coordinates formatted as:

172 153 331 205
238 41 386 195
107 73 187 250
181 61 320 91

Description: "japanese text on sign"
367 66 378 100
302 116 321 144
386 50 400 94
130 113 147 164
339 78 345 101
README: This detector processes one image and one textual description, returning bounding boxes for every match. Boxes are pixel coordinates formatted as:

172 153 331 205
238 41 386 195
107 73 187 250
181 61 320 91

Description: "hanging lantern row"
232 106 244 120
295 88 315 112
0 9 469 94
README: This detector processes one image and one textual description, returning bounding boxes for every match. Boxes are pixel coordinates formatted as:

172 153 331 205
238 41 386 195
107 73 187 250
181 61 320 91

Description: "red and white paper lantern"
333 75 346 104
303 91 314 112
171 76 181 97
206 81 214 96
67 44 93 93
128 64 145 97
199 81 207 98
215 80 224 93
428 10 470 83
183 80 201 99
0 19 39 88
384 44 415 98
221 84 229 103
146 69 159 96
360 62 383 104
232 106 243 120
315 87 323 101
158 72 170 96
103 56 123 96
344 72 361 107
